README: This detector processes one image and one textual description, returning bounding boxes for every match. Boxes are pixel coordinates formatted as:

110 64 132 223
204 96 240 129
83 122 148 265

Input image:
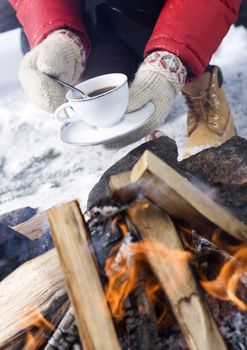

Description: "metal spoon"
47 74 89 99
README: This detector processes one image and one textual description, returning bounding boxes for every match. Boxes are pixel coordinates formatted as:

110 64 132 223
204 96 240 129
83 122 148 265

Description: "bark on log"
127 199 227 350
0 249 67 349
48 201 120 350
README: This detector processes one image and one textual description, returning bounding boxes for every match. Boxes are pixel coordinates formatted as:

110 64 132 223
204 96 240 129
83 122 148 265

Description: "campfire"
0 146 247 350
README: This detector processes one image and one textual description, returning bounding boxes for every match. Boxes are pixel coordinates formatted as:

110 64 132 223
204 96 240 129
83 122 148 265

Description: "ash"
206 294 247 350
159 296 247 350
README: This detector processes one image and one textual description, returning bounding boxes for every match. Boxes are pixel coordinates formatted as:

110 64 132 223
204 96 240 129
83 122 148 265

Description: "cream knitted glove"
125 51 187 143
19 30 87 113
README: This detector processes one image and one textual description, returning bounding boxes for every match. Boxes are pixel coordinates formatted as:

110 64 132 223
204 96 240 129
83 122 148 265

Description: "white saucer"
60 102 155 146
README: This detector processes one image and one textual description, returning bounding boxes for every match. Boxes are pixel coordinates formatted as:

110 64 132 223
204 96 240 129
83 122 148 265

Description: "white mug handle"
54 102 77 122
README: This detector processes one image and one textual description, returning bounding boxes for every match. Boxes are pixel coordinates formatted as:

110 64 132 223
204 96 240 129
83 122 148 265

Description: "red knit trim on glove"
145 0 240 79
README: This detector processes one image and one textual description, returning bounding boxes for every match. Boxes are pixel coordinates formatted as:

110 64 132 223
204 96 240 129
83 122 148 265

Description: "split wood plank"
0 249 67 349
109 173 214 236
48 201 120 350
128 199 227 350
109 171 131 191
14 211 50 240
129 150 247 242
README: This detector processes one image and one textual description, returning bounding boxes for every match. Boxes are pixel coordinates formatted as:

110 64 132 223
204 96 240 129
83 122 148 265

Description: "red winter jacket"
9 0 240 78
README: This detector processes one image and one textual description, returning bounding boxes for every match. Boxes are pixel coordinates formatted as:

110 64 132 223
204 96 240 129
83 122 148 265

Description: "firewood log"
0 249 67 349
14 211 50 240
110 150 247 242
48 201 121 350
127 199 227 350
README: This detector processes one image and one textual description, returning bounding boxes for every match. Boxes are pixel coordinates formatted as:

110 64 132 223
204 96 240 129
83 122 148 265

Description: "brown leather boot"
181 66 237 159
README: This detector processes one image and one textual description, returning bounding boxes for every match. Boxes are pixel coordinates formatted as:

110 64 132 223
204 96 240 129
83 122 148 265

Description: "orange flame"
201 246 247 311
211 229 247 255
119 222 129 237
127 201 150 218
24 333 36 350
20 309 55 349
105 251 139 320
105 201 192 323
105 222 190 321
106 207 247 321
105 222 137 320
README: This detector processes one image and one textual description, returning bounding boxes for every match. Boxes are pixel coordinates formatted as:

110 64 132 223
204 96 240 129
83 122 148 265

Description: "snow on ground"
0 26 247 214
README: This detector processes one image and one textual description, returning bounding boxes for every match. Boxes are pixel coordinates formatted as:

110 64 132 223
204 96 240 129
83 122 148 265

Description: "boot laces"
185 90 220 129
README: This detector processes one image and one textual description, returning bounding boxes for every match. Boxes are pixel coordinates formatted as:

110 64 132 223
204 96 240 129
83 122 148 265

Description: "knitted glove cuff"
52 29 87 70
142 51 187 92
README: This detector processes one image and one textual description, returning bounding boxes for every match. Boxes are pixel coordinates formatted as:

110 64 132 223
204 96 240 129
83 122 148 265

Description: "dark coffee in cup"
88 86 117 97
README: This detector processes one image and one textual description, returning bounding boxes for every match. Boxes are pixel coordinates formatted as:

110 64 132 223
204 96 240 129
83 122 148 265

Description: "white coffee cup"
54 73 129 128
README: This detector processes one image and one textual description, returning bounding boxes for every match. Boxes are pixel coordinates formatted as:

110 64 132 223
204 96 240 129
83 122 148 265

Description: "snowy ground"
0 26 247 214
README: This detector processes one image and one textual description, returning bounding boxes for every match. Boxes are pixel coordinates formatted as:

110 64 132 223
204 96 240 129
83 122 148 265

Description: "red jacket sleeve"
9 0 91 56
145 0 241 79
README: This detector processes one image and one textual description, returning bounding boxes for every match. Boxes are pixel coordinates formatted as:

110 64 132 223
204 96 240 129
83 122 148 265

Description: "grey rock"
0 206 37 227
88 136 247 224
0 223 39 281
0 222 53 281
180 137 247 224
87 136 178 209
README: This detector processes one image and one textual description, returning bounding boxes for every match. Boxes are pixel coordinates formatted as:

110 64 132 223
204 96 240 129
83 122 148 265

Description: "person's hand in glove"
19 30 87 113
126 51 187 142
